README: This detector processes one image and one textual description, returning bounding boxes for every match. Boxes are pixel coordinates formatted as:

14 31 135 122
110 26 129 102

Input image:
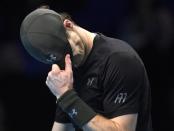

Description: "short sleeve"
101 52 144 118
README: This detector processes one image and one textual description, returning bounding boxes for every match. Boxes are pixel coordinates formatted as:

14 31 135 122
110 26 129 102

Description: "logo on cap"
46 54 57 63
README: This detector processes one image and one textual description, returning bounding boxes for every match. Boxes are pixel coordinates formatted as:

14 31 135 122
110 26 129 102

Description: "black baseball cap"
20 8 73 69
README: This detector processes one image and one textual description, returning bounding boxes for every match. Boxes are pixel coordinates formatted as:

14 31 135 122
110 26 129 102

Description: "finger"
65 54 72 72
46 72 51 85
45 80 57 96
52 64 60 72
46 77 50 87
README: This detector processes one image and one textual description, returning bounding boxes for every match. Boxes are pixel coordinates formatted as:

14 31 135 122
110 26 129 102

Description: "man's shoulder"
96 33 138 56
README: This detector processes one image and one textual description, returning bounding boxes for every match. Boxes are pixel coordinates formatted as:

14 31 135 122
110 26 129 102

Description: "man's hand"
46 54 73 99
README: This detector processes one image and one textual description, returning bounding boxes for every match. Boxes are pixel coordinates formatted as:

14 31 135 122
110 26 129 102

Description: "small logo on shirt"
68 108 78 118
86 77 98 89
114 93 127 104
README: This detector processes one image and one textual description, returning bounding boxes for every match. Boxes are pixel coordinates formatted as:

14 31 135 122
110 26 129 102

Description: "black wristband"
55 105 71 123
57 89 97 128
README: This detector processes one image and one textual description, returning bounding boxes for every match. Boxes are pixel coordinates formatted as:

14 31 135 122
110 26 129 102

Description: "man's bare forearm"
82 115 121 131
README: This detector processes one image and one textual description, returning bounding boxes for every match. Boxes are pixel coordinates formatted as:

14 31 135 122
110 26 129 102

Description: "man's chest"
73 68 104 112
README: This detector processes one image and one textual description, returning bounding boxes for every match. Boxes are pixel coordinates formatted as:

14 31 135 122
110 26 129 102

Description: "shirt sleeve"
101 52 145 118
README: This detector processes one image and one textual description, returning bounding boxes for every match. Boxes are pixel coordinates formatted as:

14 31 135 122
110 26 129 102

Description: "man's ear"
63 19 73 29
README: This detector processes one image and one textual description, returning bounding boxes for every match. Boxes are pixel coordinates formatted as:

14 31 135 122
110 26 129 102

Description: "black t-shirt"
55 33 153 131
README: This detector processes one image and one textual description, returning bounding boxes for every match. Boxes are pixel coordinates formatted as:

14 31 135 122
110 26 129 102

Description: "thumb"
65 54 72 72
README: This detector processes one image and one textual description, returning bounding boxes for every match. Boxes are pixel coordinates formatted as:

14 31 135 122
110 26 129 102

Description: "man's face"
66 30 86 67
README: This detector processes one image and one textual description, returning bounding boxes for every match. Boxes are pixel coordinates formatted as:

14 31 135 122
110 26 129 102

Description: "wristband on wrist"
57 89 97 128
54 105 71 123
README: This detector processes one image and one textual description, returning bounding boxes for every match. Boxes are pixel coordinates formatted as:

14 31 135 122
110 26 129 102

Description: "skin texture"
46 19 138 131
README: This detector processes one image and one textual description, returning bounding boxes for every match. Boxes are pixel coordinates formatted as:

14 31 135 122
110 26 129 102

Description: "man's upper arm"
111 113 138 131
102 52 144 118
52 122 75 131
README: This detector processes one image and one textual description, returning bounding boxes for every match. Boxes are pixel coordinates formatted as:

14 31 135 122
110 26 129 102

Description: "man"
20 8 152 131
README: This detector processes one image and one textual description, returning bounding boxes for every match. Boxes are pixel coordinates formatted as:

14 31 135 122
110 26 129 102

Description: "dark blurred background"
0 0 173 131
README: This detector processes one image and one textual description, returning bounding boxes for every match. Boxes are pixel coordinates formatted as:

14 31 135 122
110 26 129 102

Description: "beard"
72 53 85 68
